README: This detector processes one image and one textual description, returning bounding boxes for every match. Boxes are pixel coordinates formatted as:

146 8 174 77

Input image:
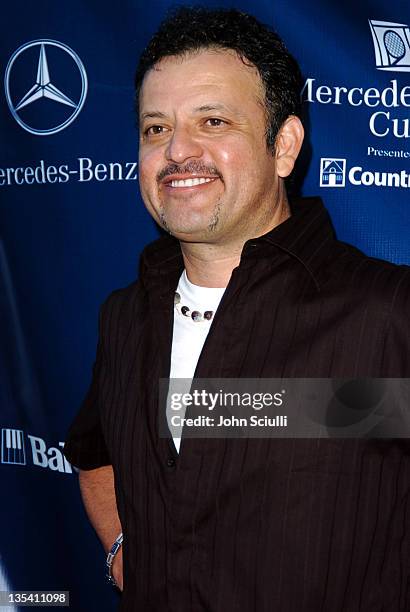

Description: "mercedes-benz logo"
4 39 88 136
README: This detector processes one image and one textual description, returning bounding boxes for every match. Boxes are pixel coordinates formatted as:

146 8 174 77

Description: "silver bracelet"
106 532 123 587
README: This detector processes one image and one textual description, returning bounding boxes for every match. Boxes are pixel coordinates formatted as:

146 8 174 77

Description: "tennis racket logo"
369 20 410 71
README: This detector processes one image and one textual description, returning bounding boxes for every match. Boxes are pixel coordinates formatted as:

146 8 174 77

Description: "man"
64 7 410 611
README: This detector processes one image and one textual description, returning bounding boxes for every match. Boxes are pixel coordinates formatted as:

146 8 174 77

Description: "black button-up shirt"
64 197 410 611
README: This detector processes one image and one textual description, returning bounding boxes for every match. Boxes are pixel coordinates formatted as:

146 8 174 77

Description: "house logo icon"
369 20 410 71
1 428 26 465
320 158 346 187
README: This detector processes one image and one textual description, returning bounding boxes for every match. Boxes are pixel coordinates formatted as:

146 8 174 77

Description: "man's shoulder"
99 235 178 320
324 238 410 310
102 280 141 309
332 240 410 274
94 282 141 343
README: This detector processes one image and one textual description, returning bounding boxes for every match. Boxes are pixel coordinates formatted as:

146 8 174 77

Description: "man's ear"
275 116 304 178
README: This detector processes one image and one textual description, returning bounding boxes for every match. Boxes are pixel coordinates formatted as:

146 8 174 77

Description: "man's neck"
179 200 291 288
179 247 242 288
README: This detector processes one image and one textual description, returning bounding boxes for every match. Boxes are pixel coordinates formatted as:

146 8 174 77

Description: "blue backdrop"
1 1 409 610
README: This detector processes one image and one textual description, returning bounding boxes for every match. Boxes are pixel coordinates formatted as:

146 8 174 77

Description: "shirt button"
166 457 176 468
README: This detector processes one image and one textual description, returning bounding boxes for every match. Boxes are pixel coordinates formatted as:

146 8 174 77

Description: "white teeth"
170 177 214 187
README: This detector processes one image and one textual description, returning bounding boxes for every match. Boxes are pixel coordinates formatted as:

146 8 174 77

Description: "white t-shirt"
167 270 225 452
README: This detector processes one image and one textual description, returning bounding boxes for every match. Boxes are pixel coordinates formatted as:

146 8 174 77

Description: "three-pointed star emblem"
15 43 76 111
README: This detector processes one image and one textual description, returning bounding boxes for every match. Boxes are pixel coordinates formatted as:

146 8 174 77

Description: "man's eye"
145 125 167 136
205 118 226 127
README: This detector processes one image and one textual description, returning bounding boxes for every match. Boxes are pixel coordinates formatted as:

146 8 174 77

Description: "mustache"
157 161 222 182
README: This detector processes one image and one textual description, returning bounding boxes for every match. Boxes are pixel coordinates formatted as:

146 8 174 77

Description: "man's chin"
167 228 212 242
161 223 220 243
158 212 218 238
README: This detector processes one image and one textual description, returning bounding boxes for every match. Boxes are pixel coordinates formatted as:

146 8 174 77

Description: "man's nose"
165 126 203 164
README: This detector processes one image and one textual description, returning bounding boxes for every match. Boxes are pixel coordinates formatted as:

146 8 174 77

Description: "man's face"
138 49 282 245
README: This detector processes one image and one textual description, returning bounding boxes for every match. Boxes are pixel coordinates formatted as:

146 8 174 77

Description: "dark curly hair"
135 6 303 153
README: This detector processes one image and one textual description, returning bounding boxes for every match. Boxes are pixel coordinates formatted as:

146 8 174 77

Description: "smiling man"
64 7 410 612
138 46 303 288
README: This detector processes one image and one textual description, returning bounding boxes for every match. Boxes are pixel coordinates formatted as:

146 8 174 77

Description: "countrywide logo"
320 159 346 187
320 157 410 188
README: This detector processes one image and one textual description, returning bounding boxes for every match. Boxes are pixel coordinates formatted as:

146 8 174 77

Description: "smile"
169 177 217 187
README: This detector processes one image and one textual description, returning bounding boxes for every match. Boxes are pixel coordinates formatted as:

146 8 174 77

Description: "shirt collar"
140 196 336 292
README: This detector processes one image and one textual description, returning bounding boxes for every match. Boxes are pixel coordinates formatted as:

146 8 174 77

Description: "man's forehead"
139 49 263 115
140 103 239 122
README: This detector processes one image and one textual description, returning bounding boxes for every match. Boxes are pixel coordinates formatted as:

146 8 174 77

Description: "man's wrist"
106 532 123 587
